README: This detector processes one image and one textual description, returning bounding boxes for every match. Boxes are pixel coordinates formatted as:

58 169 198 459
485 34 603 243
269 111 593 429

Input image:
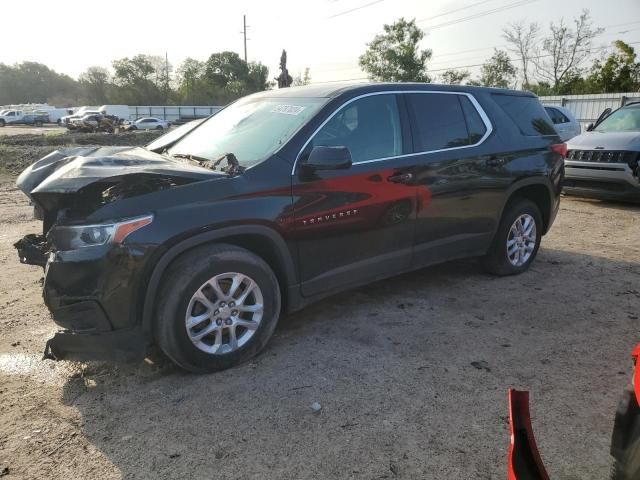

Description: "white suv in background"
544 105 581 141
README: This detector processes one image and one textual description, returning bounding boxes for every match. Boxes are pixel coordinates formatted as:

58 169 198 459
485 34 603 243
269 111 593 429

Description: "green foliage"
585 41 640 93
359 18 432 82
0 52 272 108
0 62 80 105
439 69 471 85
293 68 311 86
476 50 517 88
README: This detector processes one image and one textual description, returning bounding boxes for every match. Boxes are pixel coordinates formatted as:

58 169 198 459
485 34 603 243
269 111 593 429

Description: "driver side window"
307 94 403 164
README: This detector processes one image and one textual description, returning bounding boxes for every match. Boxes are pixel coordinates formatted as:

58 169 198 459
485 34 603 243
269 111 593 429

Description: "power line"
327 0 385 19
417 0 496 22
419 0 538 31
309 40 640 84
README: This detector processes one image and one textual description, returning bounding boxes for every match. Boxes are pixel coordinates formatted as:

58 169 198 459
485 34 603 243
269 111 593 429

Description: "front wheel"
154 244 281 373
0 120 5 127
481 198 542 275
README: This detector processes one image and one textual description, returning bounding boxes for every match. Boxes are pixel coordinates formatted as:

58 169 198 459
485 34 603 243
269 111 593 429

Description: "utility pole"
241 15 248 63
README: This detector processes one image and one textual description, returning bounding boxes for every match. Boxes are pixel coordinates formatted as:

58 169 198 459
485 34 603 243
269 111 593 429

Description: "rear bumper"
564 161 640 202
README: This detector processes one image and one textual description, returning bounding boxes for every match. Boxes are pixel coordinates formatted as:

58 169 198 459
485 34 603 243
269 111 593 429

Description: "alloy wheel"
506 214 537 267
185 272 264 354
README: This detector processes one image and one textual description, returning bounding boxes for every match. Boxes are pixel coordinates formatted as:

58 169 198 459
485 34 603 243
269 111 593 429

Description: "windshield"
595 106 640 132
146 118 206 151
167 96 328 167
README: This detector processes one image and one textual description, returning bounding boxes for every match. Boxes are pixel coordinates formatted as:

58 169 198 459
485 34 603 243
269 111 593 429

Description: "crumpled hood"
17 146 221 195
567 131 640 150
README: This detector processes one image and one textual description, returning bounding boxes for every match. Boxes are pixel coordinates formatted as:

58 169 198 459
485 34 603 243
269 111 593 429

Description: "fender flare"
140 225 297 337
498 177 556 233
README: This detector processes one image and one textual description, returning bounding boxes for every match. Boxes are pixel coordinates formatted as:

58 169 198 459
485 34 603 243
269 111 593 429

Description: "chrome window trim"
291 90 494 175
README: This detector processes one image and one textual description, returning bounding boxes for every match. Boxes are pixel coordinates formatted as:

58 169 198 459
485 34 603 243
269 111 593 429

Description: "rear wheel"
482 198 542 275
154 244 281 373
0 119 5 127
155 125 164 130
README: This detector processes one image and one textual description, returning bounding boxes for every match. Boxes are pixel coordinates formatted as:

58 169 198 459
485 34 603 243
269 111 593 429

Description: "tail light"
550 143 568 158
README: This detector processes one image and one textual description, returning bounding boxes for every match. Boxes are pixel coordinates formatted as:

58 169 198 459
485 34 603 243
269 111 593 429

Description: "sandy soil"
0 177 638 479
0 125 67 137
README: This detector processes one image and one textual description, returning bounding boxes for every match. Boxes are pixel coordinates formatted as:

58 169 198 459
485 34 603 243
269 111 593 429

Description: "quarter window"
406 93 484 151
545 107 569 125
307 94 403 164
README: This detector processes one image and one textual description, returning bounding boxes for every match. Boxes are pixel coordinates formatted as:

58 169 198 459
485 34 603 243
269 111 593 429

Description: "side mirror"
586 122 594 131
305 145 352 171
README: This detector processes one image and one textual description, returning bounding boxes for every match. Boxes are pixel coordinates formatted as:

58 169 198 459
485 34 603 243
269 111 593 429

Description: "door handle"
387 172 413 184
486 156 505 167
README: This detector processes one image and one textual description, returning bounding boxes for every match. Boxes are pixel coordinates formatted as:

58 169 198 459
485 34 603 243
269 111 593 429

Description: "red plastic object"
507 389 550 480
632 344 640 402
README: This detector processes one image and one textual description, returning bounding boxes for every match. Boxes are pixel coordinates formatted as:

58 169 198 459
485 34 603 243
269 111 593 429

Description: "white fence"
539 92 640 129
128 105 222 122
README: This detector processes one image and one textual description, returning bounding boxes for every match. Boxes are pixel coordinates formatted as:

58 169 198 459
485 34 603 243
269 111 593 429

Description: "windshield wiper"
171 152 212 164
202 153 245 176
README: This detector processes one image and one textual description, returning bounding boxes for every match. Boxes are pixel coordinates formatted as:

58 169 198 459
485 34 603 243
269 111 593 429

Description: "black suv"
15 83 565 372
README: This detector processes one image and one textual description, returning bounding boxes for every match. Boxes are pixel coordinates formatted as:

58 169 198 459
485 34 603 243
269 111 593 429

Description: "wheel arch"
501 179 555 235
140 225 297 337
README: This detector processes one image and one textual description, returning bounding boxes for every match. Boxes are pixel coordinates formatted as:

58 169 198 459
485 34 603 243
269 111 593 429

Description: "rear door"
404 92 500 264
292 93 418 297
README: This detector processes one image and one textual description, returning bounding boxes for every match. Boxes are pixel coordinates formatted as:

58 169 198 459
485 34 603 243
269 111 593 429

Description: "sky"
1 0 639 84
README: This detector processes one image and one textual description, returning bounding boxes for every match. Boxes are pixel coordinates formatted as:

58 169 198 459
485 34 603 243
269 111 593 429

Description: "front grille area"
567 149 639 178
567 149 639 165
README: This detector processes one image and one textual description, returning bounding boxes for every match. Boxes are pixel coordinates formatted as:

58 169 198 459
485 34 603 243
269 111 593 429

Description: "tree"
533 10 603 90
439 69 471 85
293 67 311 86
476 49 517 88
205 51 249 88
359 18 432 82
79 66 111 104
503 20 540 88
176 58 206 103
112 55 165 104
586 40 640 93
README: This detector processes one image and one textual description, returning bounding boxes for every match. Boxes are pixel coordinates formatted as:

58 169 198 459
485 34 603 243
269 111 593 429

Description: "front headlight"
50 215 153 251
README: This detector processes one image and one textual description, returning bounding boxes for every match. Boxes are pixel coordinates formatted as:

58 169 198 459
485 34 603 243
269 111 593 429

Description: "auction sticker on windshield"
271 104 306 115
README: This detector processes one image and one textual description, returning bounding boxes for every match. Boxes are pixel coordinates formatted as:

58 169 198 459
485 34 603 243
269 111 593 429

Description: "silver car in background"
544 105 581 141
564 102 640 202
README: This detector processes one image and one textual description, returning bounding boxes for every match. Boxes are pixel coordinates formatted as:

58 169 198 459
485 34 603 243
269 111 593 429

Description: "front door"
291 93 418 298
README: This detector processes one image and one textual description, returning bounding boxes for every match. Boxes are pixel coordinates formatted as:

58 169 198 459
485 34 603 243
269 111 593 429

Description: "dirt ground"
0 137 639 479
0 125 67 137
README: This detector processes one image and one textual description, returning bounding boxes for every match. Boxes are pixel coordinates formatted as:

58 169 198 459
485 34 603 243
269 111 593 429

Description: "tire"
129 125 137 130
35 121 42 127
481 197 542 275
155 125 164 130
154 244 281 373
0 120 5 127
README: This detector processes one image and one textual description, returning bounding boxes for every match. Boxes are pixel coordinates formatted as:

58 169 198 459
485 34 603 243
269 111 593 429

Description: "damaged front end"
14 145 222 362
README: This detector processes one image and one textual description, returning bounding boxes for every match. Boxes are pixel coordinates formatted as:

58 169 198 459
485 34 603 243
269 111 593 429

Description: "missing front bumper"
43 327 147 363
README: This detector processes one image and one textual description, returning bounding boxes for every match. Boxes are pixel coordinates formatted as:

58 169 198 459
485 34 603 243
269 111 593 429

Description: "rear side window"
493 94 555 136
544 107 569 125
407 93 486 151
